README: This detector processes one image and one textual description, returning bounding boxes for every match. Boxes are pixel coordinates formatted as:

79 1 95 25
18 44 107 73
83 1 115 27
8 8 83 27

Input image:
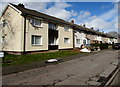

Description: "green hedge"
91 43 108 50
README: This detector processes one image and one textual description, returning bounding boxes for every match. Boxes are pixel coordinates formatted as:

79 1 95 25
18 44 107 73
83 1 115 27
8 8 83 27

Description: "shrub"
91 43 108 50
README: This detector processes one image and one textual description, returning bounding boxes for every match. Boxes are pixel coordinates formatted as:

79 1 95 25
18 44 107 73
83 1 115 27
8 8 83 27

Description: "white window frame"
76 39 80 44
64 38 70 43
83 39 86 44
30 18 42 28
49 23 58 30
64 25 70 31
32 35 42 45
49 37 58 45
1 36 5 44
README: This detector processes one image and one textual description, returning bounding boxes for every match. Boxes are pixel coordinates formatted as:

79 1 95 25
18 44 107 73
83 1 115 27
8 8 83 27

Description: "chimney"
83 24 86 27
97 29 99 31
71 20 74 24
18 3 25 8
91 27 94 29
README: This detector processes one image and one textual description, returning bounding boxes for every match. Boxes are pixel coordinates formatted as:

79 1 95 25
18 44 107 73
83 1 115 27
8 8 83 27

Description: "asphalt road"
2 49 119 85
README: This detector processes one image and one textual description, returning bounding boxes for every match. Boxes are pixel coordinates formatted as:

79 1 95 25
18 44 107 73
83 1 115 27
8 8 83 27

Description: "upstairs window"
83 40 86 44
76 39 80 44
49 23 58 30
32 35 42 45
64 26 69 31
64 38 70 43
30 18 42 27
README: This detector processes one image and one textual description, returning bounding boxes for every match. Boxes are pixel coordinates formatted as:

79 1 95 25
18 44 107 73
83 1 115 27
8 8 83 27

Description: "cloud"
0 2 118 33
100 4 118 21
101 5 110 9
44 2 73 20
70 10 78 16
25 2 49 12
77 11 91 21
85 18 113 30
53 2 71 8
74 3 118 33
0 2 77 21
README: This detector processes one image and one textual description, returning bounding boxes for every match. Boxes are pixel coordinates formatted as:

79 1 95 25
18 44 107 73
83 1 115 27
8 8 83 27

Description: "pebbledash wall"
25 16 49 52
0 5 23 52
25 16 73 51
59 25 73 49
74 31 88 48
0 4 73 54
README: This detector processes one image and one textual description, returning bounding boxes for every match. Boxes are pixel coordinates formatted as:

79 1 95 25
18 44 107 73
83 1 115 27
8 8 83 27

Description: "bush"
91 43 108 50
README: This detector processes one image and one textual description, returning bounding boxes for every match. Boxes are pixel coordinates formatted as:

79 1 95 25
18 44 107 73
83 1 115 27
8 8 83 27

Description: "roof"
10 3 75 25
2 3 116 38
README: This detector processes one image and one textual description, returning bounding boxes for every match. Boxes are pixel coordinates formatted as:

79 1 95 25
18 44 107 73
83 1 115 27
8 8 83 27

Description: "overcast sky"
0 1 119 33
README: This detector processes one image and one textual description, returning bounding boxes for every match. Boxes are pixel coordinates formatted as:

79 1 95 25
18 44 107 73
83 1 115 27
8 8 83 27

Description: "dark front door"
48 23 58 50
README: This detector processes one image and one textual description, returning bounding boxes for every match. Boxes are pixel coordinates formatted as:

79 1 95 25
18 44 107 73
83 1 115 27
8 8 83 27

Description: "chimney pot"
83 24 86 27
18 3 25 8
91 27 94 29
71 20 74 24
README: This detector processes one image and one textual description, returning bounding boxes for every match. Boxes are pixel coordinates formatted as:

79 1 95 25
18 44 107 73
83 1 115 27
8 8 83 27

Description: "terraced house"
0 3 74 55
73 25 117 48
0 3 118 55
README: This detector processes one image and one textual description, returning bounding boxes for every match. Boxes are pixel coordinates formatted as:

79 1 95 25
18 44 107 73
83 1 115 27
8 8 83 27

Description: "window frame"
30 18 42 28
64 25 70 31
64 38 70 43
49 22 58 30
32 35 42 46
76 39 80 44
83 39 86 44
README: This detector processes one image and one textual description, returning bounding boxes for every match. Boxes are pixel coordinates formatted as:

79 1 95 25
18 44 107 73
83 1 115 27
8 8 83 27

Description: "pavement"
2 49 119 85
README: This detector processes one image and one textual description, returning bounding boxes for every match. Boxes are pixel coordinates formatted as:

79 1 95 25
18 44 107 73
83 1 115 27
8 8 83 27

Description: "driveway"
2 49 119 85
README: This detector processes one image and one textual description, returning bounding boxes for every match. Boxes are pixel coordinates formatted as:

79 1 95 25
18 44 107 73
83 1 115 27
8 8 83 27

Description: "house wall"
25 17 48 51
59 25 73 49
86 34 96 44
95 35 102 42
74 31 87 48
113 38 118 43
97 36 102 41
102 37 108 43
0 6 23 52
107 38 113 44
0 5 74 52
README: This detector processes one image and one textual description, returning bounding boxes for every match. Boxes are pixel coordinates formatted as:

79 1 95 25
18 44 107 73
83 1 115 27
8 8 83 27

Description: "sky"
0 1 119 33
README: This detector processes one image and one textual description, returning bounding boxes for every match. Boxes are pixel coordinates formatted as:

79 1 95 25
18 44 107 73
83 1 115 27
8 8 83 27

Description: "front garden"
2 50 82 66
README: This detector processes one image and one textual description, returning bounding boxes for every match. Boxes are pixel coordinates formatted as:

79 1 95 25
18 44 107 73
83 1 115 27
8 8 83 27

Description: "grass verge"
3 50 83 66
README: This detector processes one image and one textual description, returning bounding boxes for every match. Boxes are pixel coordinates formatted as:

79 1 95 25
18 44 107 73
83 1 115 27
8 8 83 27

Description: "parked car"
112 43 120 49
81 44 96 51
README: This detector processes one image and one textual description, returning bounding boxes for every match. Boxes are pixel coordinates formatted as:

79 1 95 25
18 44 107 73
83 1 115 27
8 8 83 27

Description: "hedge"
91 43 109 50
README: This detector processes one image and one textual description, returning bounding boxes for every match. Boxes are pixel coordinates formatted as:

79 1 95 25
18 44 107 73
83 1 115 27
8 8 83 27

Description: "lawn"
3 50 82 66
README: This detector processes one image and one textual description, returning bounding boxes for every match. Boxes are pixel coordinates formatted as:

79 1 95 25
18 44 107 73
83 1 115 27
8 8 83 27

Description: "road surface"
2 49 119 85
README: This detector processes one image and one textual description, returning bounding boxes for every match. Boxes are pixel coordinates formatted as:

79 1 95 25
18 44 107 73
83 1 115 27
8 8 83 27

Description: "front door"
48 22 58 50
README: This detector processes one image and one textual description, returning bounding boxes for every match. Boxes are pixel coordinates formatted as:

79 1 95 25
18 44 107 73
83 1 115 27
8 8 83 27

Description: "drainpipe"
23 14 26 55
73 27 75 48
